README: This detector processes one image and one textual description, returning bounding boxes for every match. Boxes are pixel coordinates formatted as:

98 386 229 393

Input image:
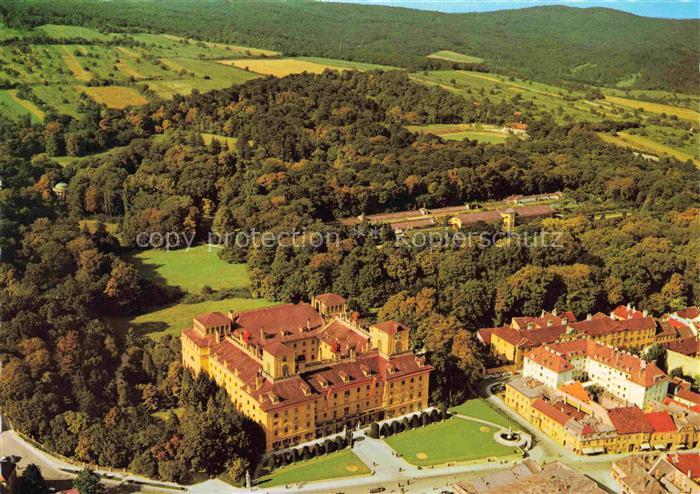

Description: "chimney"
255 372 264 389
527 322 535 330
643 310 648 317
562 317 568 325
547 319 553 327
587 313 592 321
627 303 631 310
306 318 311 331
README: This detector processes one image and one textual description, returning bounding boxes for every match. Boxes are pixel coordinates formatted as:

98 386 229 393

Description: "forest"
2 1 698 92
1 66 698 484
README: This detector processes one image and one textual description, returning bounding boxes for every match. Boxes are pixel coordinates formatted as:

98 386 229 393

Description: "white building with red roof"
523 339 668 408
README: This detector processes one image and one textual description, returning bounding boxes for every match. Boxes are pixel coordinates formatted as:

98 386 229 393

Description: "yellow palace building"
181 293 433 451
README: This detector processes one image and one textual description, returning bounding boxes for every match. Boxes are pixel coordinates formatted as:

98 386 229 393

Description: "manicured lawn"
129 245 250 293
111 296 279 339
256 450 370 488
384 417 521 466
449 399 520 429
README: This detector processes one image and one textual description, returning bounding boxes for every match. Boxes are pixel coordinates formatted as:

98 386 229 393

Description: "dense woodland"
1 66 698 482
2 1 699 92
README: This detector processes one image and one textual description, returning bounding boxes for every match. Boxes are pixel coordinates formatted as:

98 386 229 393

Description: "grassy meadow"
408 123 515 144
112 297 278 339
427 50 484 64
129 245 250 293
255 450 370 488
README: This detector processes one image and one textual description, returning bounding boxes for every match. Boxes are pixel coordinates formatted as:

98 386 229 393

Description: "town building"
612 452 699 494
452 459 605 494
522 340 668 407
181 294 432 451
504 376 699 455
483 307 657 368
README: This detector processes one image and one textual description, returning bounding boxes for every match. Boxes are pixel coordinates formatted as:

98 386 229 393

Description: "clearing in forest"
218 58 343 77
427 50 484 64
77 85 148 109
604 95 700 122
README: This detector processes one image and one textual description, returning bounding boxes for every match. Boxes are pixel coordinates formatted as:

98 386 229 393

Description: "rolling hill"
2 1 698 92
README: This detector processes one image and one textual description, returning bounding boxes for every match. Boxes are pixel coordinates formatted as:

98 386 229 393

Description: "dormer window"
339 370 350 383
361 364 372 377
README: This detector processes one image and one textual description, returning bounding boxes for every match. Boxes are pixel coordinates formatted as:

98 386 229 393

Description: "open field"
158 33 280 57
407 123 515 144
449 399 520 429
296 56 398 71
218 58 341 77
598 132 699 165
77 86 149 109
604 95 700 122
111 297 278 339
427 50 484 64
129 245 251 293
60 45 93 81
202 132 238 149
256 450 370 488
384 417 522 466
409 70 603 123
0 90 42 122
39 24 113 41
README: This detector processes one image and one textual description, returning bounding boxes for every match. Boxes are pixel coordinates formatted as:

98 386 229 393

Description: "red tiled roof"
612 305 644 320
668 319 695 339
675 388 700 405
645 412 676 433
232 303 324 347
264 341 294 357
666 337 699 356
373 320 408 335
182 327 214 347
314 293 347 306
607 406 653 434
619 316 656 332
675 307 700 320
667 453 700 479
532 399 571 426
477 327 499 345
525 346 572 372
319 319 370 355
194 311 231 327
584 341 667 388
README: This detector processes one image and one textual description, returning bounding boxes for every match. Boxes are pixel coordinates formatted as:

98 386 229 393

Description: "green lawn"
384 417 521 466
111 296 278 339
129 245 250 293
256 450 371 488
449 399 520 429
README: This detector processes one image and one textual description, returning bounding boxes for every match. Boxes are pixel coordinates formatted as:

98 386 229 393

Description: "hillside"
2 2 698 92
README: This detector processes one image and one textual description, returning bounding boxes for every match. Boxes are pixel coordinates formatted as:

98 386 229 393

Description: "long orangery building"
181 293 433 451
